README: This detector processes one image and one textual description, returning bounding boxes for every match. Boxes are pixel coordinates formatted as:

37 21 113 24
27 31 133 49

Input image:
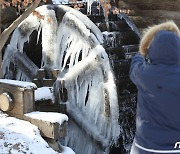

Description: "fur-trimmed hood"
148 30 180 64
139 21 180 64
140 21 180 55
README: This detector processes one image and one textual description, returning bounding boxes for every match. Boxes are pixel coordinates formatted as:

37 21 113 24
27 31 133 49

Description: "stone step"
24 112 68 140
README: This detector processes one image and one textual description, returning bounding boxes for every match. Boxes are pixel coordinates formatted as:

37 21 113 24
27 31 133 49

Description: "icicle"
104 16 110 32
118 13 141 39
87 0 94 15
37 26 42 44
55 23 70 69
41 9 58 67
99 0 111 31
2 10 41 81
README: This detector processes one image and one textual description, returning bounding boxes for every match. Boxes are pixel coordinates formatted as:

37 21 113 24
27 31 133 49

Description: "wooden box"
0 79 37 116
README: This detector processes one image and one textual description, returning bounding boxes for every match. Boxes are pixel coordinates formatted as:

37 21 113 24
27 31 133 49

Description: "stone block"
24 114 67 140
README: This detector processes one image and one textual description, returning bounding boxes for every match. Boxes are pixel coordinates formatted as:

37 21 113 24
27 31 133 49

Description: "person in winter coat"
130 21 180 154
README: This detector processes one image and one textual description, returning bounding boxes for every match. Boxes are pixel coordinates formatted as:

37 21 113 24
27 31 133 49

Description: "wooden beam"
14 52 39 80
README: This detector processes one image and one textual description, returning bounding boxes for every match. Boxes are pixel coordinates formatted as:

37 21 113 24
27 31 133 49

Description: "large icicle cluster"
2 11 41 81
2 4 120 154
57 45 121 154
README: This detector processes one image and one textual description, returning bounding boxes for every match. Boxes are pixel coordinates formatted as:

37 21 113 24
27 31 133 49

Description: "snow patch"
0 79 37 90
35 87 54 101
25 111 68 125
61 146 75 154
0 111 58 154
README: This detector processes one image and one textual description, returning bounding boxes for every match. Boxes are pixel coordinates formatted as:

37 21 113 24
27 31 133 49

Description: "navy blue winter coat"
130 30 180 153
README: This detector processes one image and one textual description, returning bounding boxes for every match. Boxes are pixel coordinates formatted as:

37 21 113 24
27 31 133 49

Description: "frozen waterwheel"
2 3 140 154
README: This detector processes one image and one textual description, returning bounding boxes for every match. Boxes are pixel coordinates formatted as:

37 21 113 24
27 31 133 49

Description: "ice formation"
118 13 141 39
2 4 120 154
55 45 120 153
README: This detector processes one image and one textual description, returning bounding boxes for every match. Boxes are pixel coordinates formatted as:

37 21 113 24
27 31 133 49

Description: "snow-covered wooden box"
0 79 37 116
24 112 68 139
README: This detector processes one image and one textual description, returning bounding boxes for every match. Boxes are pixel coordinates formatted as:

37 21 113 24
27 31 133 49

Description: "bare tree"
0 0 43 77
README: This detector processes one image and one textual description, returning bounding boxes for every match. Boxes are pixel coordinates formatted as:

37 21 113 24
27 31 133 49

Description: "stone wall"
118 0 180 33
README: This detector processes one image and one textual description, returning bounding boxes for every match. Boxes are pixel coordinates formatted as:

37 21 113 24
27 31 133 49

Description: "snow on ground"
25 111 68 125
0 111 74 154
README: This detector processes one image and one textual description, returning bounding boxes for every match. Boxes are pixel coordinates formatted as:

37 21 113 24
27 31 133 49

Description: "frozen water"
87 0 94 14
2 4 120 154
118 13 141 39
55 42 120 153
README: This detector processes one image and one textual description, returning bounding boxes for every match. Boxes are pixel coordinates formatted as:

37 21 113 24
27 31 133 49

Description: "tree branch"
0 0 41 52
